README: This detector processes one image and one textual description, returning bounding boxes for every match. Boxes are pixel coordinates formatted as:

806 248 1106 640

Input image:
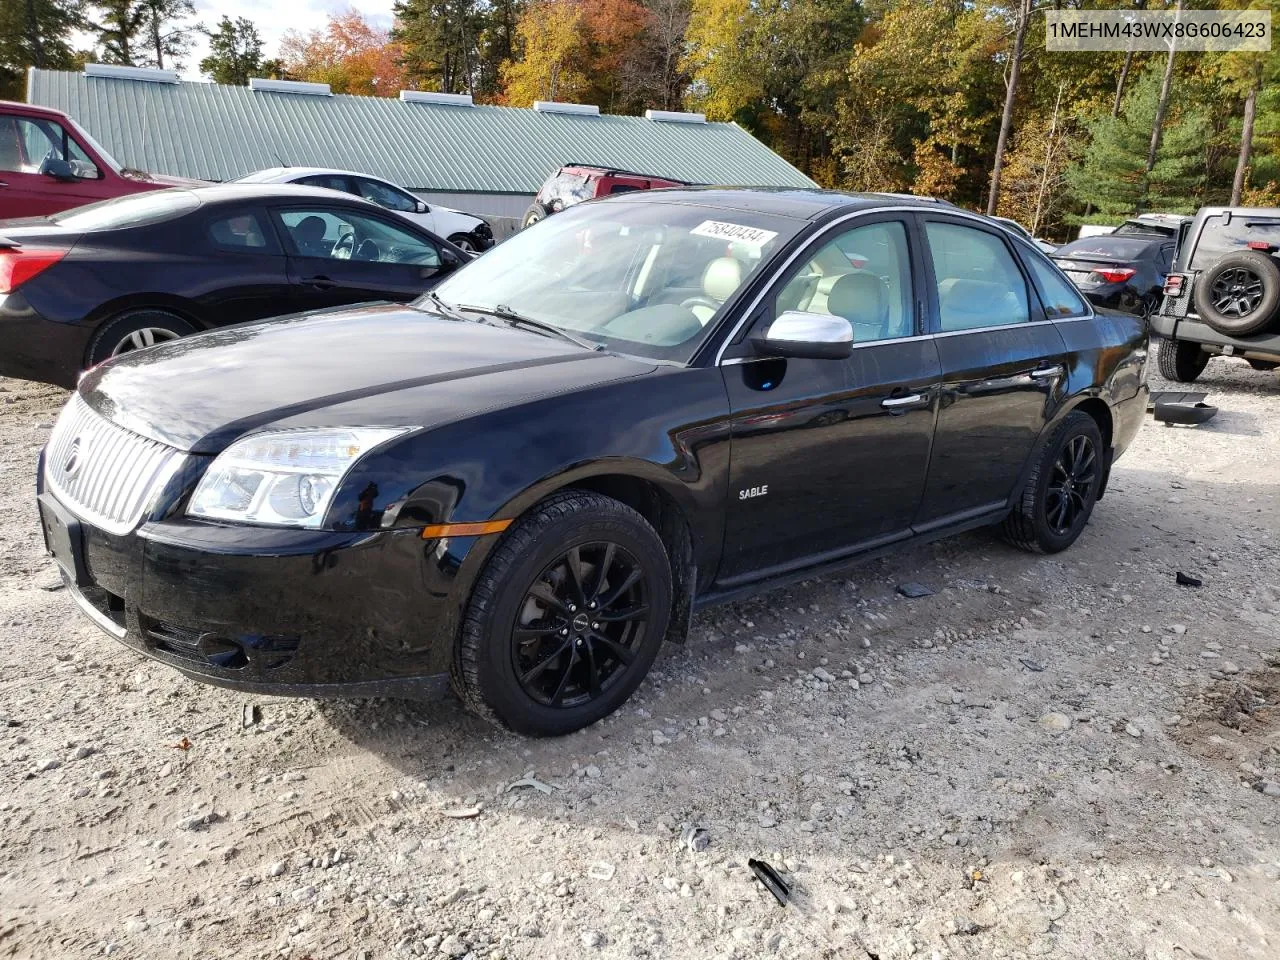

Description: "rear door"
270 204 457 311
914 214 1069 528
0 113 110 218
718 214 942 583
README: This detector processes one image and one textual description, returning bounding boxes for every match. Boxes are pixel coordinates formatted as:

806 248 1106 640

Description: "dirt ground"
1 349 1278 960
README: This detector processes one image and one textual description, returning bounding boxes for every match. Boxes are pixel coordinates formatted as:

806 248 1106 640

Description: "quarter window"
925 221 1030 331
772 220 915 342
208 211 270 251
1023 253 1088 318
278 209 439 266
298 174 353 193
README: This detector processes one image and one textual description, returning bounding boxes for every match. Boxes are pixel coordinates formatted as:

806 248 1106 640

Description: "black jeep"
1153 206 1280 382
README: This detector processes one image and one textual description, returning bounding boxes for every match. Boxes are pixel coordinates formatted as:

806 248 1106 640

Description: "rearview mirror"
39 156 79 181
751 311 853 361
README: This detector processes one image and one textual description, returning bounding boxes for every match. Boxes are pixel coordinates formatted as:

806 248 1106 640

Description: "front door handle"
881 393 929 411
1030 364 1065 380
302 276 337 290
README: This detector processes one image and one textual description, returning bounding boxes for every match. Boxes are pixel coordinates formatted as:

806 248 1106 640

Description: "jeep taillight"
0 248 67 294
1163 273 1185 297
1248 240 1274 252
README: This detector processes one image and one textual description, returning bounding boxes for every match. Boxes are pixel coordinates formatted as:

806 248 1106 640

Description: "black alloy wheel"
1044 434 1098 536
453 490 671 736
512 541 649 709
1208 266 1264 319
1002 410 1104 553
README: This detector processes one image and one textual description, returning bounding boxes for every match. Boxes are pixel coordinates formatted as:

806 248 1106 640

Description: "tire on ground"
1193 251 1280 337
1002 410 1105 554
521 203 548 229
1156 337 1210 383
452 490 672 736
86 309 198 368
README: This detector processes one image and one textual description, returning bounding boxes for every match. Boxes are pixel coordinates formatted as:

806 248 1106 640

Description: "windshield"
51 190 200 230
429 200 803 362
64 117 122 175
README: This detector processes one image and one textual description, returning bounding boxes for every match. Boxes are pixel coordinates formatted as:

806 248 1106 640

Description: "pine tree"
0 0 82 98
199 16 264 86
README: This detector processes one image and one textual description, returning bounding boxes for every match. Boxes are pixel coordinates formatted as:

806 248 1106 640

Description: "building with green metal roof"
26 66 816 226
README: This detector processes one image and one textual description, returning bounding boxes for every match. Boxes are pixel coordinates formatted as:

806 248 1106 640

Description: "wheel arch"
81 294 210 359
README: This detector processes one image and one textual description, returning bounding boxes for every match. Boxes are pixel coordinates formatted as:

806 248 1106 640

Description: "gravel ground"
1 348 1278 960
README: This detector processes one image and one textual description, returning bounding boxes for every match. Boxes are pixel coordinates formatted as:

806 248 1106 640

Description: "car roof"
174 182 388 207
237 166 389 183
599 186 957 221
0 98 70 120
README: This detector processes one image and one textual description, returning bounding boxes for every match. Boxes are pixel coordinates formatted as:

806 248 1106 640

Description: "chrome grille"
44 395 186 535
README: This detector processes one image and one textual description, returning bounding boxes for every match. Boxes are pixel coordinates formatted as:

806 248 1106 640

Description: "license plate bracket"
38 493 90 587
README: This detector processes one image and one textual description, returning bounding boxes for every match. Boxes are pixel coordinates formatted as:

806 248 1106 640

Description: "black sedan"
37 189 1149 736
1051 233 1175 317
0 184 467 387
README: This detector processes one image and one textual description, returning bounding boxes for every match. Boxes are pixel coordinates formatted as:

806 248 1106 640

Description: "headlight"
187 427 409 528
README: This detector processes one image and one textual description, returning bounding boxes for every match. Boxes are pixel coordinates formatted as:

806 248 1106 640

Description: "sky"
184 1 396 80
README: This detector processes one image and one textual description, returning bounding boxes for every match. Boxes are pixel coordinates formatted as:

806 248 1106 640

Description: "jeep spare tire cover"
1193 250 1280 337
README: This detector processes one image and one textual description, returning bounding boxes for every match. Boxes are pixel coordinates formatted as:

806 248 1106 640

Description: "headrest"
296 216 327 240
826 272 888 325
702 257 745 302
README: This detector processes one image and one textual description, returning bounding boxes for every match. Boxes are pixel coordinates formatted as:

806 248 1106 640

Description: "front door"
272 205 455 311
914 216 1069 528
718 215 942 583
0 114 109 219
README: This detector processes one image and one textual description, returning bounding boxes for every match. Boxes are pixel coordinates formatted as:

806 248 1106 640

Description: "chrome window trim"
713 204 1095 365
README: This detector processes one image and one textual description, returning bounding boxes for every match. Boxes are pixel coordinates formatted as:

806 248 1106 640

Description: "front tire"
448 233 477 254
1002 411 1104 554
453 491 672 736
87 309 197 368
1156 338 1209 382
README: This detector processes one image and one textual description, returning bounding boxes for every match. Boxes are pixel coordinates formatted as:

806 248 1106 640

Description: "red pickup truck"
0 100 197 219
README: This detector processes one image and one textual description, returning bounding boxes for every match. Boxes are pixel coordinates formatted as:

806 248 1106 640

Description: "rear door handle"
881 393 929 411
301 276 337 290
1030 364 1065 380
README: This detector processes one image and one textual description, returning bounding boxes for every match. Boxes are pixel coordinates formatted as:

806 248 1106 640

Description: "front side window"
431 200 803 361
1022 251 1088 318
0 115 100 178
277 208 439 266
772 220 915 342
355 178 417 212
298 174 353 194
925 221 1030 331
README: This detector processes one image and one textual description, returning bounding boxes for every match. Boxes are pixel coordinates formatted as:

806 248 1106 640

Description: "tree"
90 1 148 65
986 0 1033 215
0 0 82 99
199 15 264 86
1067 64 1207 217
142 0 195 70
500 0 586 105
280 10 406 96
682 0 763 122
394 0 484 95
997 84 1077 238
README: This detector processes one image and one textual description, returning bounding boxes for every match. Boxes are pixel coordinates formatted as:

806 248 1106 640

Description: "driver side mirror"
39 155 79 182
751 311 853 361
415 200 429 214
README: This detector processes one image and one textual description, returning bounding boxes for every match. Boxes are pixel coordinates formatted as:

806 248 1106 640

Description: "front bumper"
42 490 456 700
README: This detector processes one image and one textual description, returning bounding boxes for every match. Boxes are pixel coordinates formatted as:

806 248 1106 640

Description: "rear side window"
298 174 354 194
50 190 201 230
925 221 1030 330
1022 252 1088 318
355 178 417 212
1190 215 1280 271
207 211 275 253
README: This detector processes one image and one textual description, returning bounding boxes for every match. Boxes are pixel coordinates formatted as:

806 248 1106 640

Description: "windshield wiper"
424 290 469 322
457 303 602 351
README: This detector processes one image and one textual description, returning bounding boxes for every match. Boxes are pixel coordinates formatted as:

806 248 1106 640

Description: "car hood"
120 168 205 187
78 304 654 453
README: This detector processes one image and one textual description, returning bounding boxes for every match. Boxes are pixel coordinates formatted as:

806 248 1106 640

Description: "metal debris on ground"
1019 658 1046 672
506 776 557 795
747 858 791 907
896 582 935 599
242 704 261 728
1175 571 1204 587
680 824 710 853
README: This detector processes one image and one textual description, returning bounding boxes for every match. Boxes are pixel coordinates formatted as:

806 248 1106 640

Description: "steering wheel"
332 232 355 260
680 295 721 314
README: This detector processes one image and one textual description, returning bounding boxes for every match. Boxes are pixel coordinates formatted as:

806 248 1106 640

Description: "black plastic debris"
897 582 935 599
1175 571 1203 588
748 858 791 907
1154 401 1218 426
1019 658 1046 673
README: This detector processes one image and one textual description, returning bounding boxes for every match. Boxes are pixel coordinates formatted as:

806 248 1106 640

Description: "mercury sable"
37 189 1149 736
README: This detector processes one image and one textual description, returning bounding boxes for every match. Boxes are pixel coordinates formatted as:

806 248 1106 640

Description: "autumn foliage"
279 11 406 97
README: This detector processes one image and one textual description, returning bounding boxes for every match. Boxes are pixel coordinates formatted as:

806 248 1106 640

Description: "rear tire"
1156 338 1209 383
453 490 672 736
1002 411 1104 554
522 203 548 229
87 309 197 368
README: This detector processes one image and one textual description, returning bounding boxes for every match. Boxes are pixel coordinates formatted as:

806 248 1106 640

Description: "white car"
235 167 494 252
